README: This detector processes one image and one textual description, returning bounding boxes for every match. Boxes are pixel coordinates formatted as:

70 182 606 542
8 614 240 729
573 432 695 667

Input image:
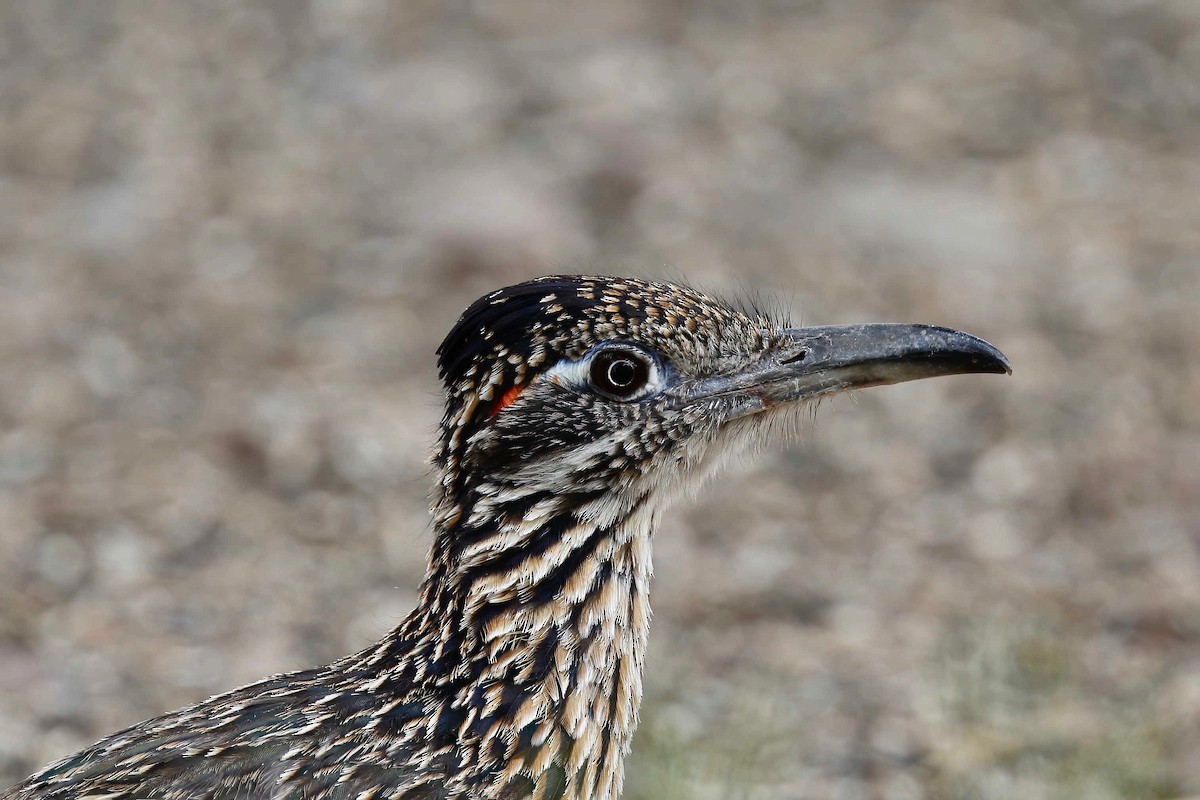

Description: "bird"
3 275 1009 800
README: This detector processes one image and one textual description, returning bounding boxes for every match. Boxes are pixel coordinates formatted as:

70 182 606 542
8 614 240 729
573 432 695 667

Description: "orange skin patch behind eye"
486 382 527 419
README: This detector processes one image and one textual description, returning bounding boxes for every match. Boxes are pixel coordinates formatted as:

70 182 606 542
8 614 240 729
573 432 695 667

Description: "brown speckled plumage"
3 276 1009 800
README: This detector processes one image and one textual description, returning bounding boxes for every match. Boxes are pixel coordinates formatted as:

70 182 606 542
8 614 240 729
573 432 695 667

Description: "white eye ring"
544 344 665 402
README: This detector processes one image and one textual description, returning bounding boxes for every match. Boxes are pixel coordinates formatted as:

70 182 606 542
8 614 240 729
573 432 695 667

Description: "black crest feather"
437 276 643 391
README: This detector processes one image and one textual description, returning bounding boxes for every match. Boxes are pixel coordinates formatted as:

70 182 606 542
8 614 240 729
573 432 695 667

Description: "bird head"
416 276 1008 800
434 275 1009 515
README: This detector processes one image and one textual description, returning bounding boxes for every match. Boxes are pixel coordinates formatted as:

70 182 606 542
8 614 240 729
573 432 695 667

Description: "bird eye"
589 349 653 400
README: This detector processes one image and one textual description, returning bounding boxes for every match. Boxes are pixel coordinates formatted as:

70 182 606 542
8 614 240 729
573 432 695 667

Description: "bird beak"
686 323 1010 419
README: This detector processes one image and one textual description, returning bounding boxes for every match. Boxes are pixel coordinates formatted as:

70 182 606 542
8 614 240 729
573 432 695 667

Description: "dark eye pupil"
590 350 651 399
607 359 637 387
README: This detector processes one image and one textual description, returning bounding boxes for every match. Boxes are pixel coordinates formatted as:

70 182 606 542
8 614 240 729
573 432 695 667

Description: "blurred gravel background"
2 2 1200 798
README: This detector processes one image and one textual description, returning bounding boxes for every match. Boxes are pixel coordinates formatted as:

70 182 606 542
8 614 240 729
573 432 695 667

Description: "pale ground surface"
2 3 1200 798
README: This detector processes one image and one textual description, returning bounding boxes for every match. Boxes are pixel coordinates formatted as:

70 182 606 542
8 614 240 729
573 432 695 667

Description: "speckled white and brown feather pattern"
3 276 798 800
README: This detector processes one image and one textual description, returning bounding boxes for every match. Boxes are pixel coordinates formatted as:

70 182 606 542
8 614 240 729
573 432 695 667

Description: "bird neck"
362 482 658 800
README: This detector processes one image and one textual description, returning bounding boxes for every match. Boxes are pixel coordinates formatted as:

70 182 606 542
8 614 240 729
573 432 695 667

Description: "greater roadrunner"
4 276 1009 800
